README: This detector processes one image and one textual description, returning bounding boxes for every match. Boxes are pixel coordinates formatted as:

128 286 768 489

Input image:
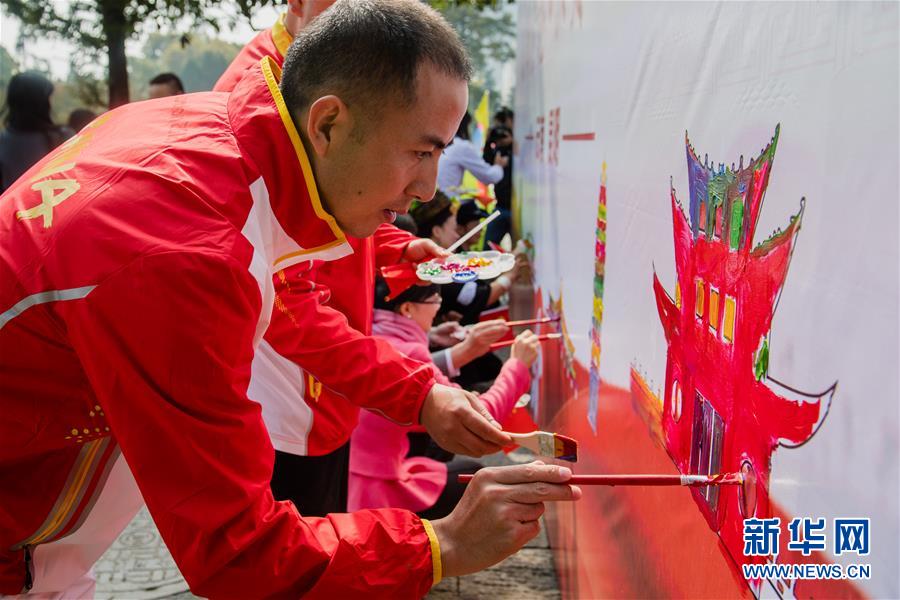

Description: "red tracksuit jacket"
0 58 440 597
217 14 421 456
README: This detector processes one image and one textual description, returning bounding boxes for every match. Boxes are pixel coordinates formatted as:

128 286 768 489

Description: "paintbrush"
489 332 561 351
448 317 560 341
503 431 578 462
457 473 743 485
503 316 561 328
445 210 501 253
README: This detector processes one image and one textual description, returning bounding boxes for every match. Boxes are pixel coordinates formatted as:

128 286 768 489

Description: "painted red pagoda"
639 125 836 575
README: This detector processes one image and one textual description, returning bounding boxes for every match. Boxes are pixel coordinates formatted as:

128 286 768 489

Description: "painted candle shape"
587 162 608 433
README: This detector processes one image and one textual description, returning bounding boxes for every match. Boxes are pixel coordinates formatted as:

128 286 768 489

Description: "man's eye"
415 151 432 160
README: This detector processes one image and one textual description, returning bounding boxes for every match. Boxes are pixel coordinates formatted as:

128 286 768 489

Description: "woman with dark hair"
0 72 73 191
437 110 508 196
348 277 539 519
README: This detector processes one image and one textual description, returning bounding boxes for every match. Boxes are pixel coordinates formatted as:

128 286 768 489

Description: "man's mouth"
383 204 411 223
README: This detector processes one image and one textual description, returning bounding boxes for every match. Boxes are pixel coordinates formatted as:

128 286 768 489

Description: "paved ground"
94 450 560 599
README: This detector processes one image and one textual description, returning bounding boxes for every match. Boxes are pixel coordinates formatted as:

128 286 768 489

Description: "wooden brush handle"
489 333 560 351
457 474 742 486
503 317 559 327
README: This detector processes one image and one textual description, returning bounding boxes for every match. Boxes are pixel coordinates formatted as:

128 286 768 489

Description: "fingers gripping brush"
507 431 578 462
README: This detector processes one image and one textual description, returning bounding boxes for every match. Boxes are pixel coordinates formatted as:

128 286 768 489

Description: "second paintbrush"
490 332 561 351
457 473 743 486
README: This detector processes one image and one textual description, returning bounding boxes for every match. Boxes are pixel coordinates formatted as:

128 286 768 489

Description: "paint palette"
416 251 515 284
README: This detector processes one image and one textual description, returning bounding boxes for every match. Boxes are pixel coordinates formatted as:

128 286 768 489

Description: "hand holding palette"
416 251 516 284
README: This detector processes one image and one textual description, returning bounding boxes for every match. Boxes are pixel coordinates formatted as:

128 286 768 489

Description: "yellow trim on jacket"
259 57 347 264
271 13 293 58
421 518 443 586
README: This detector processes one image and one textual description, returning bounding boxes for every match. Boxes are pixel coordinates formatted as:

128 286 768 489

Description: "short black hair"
149 72 184 92
456 200 488 228
494 107 513 123
67 108 97 132
281 0 471 121
411 190 455 238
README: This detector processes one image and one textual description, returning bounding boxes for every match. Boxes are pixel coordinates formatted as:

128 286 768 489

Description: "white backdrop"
515 2 898 597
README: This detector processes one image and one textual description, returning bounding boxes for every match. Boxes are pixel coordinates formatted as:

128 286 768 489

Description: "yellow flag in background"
460 91 496 213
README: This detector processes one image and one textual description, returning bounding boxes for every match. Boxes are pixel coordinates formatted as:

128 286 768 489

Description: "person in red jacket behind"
213 0 333 94
217 0 453 517
216 0 508 518
0 1 581 598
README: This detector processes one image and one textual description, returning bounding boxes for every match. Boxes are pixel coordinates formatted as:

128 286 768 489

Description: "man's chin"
336 217 379 239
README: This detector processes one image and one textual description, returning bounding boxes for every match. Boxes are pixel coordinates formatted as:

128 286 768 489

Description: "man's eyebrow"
421 134 451 150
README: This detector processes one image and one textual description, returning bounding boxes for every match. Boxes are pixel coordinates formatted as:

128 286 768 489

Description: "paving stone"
428 543 559 599
94 508 190 600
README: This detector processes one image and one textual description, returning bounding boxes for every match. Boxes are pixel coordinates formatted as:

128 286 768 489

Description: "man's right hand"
430 462 581 577
420 383 512 456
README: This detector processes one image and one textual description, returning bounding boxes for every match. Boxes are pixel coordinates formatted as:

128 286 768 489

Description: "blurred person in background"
0 72 73 192
437 111 507 197
482 107 514 246
147 72 185 99
214 0 336 91
67 108 98 133
455 199 489 251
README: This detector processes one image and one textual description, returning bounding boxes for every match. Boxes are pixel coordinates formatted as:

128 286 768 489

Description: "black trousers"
270 442 350 517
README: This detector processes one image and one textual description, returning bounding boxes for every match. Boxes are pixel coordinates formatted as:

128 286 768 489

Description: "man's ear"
287 0 303 18
304 95 351 157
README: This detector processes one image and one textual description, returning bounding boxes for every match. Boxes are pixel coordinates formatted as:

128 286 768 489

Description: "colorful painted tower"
648 126 835 570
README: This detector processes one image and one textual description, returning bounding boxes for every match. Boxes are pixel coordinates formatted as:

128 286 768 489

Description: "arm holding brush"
431 462 582 577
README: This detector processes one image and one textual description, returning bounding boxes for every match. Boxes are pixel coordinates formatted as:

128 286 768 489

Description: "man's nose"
406 160 439 202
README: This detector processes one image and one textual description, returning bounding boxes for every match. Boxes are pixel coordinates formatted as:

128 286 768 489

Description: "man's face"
311 63 468 238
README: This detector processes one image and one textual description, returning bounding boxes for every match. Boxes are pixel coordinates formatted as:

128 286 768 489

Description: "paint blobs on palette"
417 251 515 284
452 270 478 283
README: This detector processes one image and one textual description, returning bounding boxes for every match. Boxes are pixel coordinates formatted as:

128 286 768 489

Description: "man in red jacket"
216 0 511 517
0 1 580 597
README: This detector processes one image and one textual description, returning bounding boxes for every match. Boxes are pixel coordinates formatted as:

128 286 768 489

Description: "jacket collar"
227 57 349 268
270 13 292 59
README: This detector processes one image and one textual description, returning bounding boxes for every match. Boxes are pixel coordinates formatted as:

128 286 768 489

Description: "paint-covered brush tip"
554 434 578 462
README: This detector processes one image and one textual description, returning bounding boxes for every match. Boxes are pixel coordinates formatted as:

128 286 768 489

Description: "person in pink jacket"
350 279 539 519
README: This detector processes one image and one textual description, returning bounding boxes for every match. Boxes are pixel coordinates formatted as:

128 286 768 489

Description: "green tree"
129 33 242 99
0 0 275 108
0 46 17 93
435 2 515 113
